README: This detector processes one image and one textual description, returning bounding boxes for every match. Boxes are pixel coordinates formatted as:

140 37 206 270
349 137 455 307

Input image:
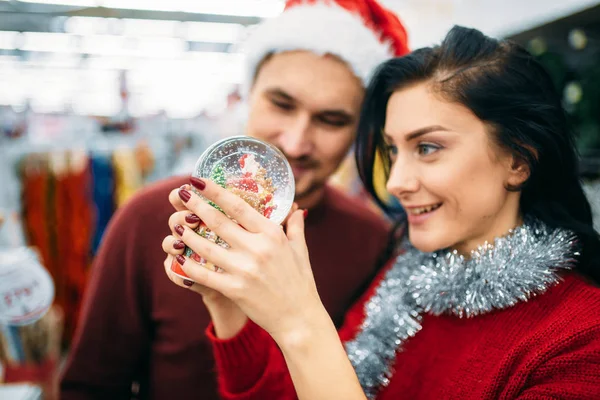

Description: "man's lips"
291 165 307 173
290 163 315 175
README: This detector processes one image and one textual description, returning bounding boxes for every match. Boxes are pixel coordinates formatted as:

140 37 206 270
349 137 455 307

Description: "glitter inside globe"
171 136 295 280
194 135 295 224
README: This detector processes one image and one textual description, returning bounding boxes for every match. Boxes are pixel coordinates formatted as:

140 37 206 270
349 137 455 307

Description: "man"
60 1 408 399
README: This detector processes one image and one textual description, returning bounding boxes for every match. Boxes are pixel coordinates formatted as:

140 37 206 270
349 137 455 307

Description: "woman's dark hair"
355 25 600 284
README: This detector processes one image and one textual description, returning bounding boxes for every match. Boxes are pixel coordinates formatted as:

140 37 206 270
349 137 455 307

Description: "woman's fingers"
174 224 240 273
164 255 187 285
161 235 186 255
168 210 202 235
188 178 276 235
281 202 299 226
169 184 192 211
286 209 309 258
174 254 232 295
177 186 254 247
163 255 218 296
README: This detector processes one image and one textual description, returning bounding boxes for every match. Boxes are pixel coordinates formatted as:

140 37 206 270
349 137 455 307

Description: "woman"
162 26 600 399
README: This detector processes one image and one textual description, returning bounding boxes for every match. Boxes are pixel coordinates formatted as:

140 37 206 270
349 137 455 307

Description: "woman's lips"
405 203 442 225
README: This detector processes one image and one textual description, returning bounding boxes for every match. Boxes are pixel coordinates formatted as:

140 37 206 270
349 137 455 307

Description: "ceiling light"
184 21 243 43
17 0 99 6
0 31 20 50
20 32 78 53
31 0 284 18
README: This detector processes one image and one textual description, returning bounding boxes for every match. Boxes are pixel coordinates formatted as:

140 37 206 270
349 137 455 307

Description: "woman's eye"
417 143 441 156
385 144 398 157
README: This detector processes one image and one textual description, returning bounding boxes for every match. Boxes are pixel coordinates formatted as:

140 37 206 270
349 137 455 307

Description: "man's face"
246 51 364 205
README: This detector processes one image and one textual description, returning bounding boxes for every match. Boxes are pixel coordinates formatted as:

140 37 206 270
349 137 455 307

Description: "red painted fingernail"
185 214 201 224
176 255 186 265
303 209 308 219
178 188 191 203
174 224 185 236
190 177 206 191
183 279 194 287
173 240 186 250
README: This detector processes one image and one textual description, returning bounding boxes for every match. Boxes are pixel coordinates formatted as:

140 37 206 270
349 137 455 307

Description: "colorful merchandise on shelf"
15 144 156 344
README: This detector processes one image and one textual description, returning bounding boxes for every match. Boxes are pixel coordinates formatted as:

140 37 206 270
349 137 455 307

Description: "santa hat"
239 0 409 95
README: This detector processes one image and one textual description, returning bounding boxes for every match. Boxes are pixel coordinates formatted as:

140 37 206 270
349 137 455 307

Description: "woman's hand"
162 207 224 304
171 178 330 344
168 180 366 400
162 185 247 339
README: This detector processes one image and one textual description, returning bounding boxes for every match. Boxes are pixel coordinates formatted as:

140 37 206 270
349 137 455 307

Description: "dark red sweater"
60 176 390 400
208 264 600 399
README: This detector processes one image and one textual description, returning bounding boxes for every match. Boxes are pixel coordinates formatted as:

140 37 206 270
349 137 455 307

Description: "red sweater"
60 176 389 400
209 265 600 399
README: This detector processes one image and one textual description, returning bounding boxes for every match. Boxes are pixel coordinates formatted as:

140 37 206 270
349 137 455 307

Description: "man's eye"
272 100 294 110
319 117 349 127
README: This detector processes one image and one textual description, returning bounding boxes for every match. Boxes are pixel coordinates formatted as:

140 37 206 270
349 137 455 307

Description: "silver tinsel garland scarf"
344 219 579 399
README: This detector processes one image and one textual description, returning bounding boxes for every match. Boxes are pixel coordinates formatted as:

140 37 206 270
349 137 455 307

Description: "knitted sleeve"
207 319 297 400
207 259 396 400
516 323 600 400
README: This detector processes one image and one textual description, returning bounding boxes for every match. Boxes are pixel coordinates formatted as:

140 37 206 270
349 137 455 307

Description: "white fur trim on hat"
238 2 394 96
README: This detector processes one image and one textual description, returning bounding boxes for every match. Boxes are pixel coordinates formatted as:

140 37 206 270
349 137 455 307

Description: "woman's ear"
506 156 531 189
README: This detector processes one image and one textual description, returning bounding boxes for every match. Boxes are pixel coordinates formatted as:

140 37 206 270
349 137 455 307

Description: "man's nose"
276 114 314 158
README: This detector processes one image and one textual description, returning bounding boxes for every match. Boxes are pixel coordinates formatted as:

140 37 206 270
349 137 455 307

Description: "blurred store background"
1 0 600 397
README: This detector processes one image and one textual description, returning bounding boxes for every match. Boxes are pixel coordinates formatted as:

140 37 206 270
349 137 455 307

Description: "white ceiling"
0 0 598 117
